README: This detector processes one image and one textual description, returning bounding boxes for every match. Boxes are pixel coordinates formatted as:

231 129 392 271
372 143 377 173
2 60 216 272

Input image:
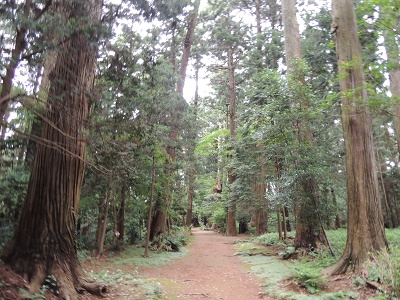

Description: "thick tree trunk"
281 0 301 70
325 0 388 275
255 208 268 236
150 195 167 241
294 175 327 248
1 1 106 298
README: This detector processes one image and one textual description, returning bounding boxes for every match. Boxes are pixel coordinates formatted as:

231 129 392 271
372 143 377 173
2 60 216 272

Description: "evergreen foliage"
1 0 400 293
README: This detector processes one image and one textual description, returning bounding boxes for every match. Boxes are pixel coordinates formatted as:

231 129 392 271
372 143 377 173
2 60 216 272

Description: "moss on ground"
234 240 360 300
83 244 188 299
111 244 188 267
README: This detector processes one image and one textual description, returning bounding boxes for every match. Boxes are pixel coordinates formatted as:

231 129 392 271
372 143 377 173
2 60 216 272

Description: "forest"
0 0 400 299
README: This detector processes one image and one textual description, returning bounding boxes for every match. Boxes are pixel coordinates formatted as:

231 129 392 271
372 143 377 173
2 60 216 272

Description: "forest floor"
0 228 380 300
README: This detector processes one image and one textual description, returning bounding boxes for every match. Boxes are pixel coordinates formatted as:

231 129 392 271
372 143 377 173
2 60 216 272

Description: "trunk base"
226 211 237 236
2 249 107 300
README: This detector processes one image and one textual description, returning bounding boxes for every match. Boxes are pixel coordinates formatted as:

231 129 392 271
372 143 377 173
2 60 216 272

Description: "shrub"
294 265 327 294
365 246 400 298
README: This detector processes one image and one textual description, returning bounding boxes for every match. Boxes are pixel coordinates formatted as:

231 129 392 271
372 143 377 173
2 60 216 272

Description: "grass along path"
78 228 400 300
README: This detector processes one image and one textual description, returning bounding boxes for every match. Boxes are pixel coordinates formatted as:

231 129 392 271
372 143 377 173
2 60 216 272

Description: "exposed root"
78 277 108 297
53 266 79 300
365 279 387 294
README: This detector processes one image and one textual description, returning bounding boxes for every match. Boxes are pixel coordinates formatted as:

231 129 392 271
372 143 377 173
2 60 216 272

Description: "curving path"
139 228 273 300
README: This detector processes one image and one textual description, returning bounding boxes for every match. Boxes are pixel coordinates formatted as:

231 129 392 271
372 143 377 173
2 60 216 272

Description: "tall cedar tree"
324 0 388 275
281 0 327 249
1 0 107 298
178 0 200 227
226 45 237 236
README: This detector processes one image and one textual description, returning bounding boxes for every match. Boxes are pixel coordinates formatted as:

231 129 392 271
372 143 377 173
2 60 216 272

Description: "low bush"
365 246 400 298
294 264 327 294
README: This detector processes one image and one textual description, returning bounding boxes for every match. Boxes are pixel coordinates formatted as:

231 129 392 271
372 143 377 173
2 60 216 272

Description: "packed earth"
1 228 382 300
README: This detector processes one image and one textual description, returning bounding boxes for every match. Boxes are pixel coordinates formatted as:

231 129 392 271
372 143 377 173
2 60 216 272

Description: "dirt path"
139 228 273 300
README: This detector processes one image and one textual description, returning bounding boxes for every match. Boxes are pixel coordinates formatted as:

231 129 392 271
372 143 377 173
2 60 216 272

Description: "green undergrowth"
83 245 188 299
110 244 189 267
87 269 162 299
83 227 192 299
234 228 400 299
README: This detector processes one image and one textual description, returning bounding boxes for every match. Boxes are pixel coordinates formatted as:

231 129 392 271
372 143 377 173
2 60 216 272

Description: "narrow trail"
139 228 273 300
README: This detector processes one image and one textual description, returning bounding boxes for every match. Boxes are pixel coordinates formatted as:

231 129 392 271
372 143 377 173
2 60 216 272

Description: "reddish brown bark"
325 0 387 275
1 1 106 298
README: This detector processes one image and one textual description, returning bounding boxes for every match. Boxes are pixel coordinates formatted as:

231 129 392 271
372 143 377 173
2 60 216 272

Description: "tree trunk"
177 0 200 94
281 0 301 70
282 208 287 239
116 183 126 244
255 208 268 236
277 205 283 240
284 206 291 231
186 174 194 226
0 0 31 132
96 187 105 248
144 151 156 257
150 195 167 241
238 220 248 233
1 1 106 298
331 189 341 229
185 57 200 227
254 150 268 235
282 0 325 249
226 46 237 236
383 10 400 156
98 191 110 256
325 0 388 275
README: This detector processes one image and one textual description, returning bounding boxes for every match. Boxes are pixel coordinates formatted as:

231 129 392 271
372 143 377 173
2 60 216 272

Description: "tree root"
365 279 387 294
21 259 108 300
78 277 108 297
